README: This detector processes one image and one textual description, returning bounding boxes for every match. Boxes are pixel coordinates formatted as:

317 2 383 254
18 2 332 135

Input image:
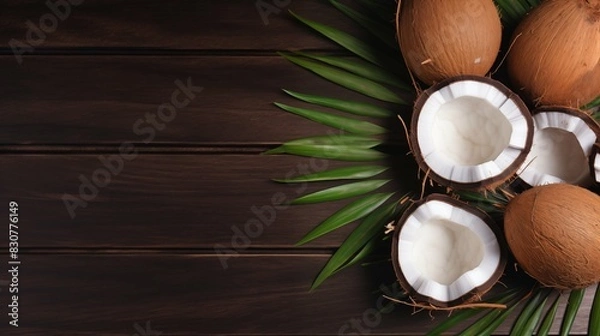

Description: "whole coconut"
396 0 502 85
507 0 600 107
504 184 600 289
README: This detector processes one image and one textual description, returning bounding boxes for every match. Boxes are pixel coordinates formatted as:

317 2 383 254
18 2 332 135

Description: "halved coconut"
410 76 533 190
392 194 506 307
517 107 600 187
593 143 600 185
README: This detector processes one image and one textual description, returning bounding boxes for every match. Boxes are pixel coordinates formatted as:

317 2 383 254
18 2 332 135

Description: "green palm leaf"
335 234 378 272
457 308 508 336
584 96 600 110
426 289 523 336
310 200 402 290
274 102 388 135
274 165 388 183
264 144 386 161
294 51 410 90
279 53 407 104
456 290 528 336
296 192 395 246
289 11 404 75
495 0 540 27
265 135 382 153
355 0 396 23
479 303 520 336
537 294 561 336
560 288 585 336
283 90 396 118
519 291 549 335
590 285 600 336
290 179 391 204
329 0 399 50
510 288 547 335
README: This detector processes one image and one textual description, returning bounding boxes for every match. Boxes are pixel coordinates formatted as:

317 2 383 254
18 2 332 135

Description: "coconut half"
517 107 600 187
410 76 533 190
593 143 600 185
392 194 506 307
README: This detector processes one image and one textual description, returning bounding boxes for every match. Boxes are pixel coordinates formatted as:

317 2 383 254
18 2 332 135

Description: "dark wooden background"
0 1 595 335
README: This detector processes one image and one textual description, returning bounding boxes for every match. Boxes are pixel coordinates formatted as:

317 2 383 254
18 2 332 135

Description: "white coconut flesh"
396 200 502 303
594 148 600 184
417 80 530 184
518 112 597 186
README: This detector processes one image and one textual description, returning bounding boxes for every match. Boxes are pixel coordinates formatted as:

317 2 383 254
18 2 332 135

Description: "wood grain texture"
0 154 417 248
0 254 594 335
0 55 407 145
0 0 375 51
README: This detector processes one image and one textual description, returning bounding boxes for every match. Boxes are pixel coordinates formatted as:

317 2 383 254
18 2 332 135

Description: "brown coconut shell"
504 184 600 289
392 194 507 308
410 75 533 191
396 0 502 85
507 0 600 107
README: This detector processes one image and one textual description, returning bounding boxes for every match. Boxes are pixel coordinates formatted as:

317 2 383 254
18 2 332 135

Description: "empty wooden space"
0 1 594 335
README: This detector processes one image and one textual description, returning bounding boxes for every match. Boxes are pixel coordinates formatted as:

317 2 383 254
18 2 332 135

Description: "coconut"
517 107 600 187
410 75 533 190
593 143 600 184
504 184 600 289
396 0 502 85
392 194 507 307
507 0 600 107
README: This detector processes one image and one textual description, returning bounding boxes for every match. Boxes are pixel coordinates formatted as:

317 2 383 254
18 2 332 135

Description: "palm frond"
296 192 395 246
274 102 388 135
456 291 526 336
265 144 386 161
283 90 396 118
290 179 390 204
426 288 523 336
590 285 600 335
479 303 520 336
289 11 405 75
560 288 586 335
537 294 561 336
354 0 396 23
293 51 410 90
494 0 540 28
329 0 399 50
310 199 405 290
509 288 548 335
274 165 388 183
265 135 382 151
279 53 407 104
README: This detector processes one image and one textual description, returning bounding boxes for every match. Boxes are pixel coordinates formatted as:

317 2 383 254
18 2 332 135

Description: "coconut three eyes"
396 0 502 85
507 0 600 107
392 195 506 307
504 184 600 289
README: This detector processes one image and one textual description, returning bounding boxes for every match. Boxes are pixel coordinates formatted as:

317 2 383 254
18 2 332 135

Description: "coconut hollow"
396 0 502 85
518 107 600 187
392 194 507 308
507 0 600 107
409 76 533 190
504 184 600 289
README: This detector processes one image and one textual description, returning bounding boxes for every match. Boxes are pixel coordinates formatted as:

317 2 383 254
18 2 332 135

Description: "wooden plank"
0 0 375 51
0 154 417 248
1 254 593 335
0 55 407 145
